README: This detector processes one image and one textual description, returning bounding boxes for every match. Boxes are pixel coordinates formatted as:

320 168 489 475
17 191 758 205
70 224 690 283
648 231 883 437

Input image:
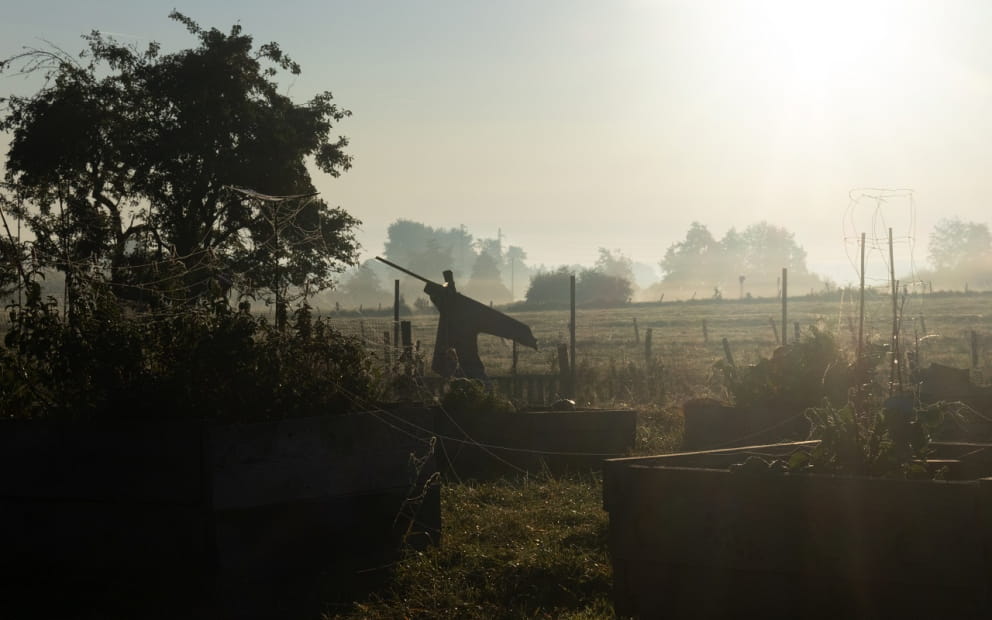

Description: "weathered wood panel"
0 408 441 617
604 442 992 618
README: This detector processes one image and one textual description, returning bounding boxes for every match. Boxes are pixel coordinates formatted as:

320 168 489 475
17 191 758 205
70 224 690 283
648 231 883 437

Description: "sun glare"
747 1 919 97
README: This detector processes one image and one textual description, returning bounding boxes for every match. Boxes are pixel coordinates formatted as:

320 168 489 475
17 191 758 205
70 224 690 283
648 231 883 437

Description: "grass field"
329 290 992 406
319 291 992 619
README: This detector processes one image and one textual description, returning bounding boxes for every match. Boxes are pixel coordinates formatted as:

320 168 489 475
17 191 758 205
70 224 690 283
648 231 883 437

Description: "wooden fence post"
569 274 576 398
722 337 734 367
393 279 400 352
401 320 412 373
794 321 800 343
769 317 779 345
781 267 788 345
633 317 640 344
382 331 391 375
557 343 570 398
644 328 653 366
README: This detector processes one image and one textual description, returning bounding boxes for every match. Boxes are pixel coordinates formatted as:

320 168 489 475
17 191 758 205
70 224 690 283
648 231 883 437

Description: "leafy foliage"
716 327 850 411
660 220 829 298
523 266 632 307
441 378 515 414
796 397 947 478
0 12 359 306
0 278 380 421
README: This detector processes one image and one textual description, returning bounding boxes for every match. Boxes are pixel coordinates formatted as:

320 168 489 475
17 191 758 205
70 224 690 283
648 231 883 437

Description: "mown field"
320 291 992 619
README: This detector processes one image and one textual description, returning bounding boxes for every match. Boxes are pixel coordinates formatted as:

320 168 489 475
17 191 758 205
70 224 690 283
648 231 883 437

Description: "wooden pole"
393 279 400 353
781 267 788 346
557 343 570 398
856 233 866 414
857 233 866 369
633 317 640 344
401 320 412 372
769 317 779 345
383 331 391 375
702 319 709 343
644 328 653 366
569 274 576 398
722 337 734 367
794 321 800 343
972 330 979 368
888 228 901 394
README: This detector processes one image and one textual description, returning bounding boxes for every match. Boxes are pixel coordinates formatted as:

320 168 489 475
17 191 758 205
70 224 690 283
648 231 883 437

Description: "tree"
383 219 475 280
523 266 632 307
578 269 633 306
339 260 391 308
0 12 359 307
660 221 826 299
464 251 512 305
595 247 635 284
524 267 572 306
929 218 992 272
659 222 721 292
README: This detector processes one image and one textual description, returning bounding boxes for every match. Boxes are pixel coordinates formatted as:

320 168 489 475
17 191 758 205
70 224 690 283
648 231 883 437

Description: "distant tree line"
651 221 831 300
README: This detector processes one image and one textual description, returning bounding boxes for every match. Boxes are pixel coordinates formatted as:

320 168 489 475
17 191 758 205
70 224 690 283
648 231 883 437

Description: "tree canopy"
660 221 826 298
923 217 992 290
928 218 992 272
0 12 359 308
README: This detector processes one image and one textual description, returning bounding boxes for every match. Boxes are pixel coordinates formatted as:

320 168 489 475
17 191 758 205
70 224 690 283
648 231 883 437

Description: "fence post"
382 331 391 375
401 320 412 373
769 317 779 345
794 321 800 343
393 279 400 352
781 267 788 346
569 274 576 399
972 330 980 368
633 317 640 344
557 343 571 398
702 319 708 343
644 328 653 366
722 337 734 367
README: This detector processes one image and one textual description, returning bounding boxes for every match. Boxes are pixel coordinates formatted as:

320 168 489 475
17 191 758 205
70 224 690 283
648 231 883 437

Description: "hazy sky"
3 0 992 286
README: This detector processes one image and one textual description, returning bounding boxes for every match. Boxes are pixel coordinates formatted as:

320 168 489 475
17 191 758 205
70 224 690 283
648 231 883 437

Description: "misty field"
327 289 992 404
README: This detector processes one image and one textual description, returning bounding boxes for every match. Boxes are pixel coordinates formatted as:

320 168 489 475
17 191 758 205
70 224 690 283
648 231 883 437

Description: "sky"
2 0 992 287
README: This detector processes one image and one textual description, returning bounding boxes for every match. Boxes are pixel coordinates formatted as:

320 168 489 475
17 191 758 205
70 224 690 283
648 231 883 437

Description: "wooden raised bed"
0 407 439 617
604 440 992 619
435 408 637 479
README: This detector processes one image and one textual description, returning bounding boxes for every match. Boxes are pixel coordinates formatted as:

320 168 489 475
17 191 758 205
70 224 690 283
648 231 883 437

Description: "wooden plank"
0 418 203 504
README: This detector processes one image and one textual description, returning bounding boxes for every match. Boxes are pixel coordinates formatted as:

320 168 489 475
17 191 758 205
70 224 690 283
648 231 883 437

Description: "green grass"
325 474 615 620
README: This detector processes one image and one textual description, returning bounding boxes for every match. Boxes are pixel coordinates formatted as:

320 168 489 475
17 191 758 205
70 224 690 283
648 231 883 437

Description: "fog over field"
4 1 992 292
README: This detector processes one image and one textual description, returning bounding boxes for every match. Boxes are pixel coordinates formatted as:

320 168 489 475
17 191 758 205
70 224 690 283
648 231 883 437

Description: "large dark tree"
0 12 359 307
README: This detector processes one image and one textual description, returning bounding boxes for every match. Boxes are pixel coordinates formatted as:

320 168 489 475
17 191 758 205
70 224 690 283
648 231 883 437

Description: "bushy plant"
1 279 381 421
716 327 852 410
792 396 947 479
441 378 515 414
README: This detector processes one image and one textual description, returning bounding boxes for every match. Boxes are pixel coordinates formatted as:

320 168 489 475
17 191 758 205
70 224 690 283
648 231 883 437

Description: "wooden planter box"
604 441 992 619
0 408 439 616
435 408 637 479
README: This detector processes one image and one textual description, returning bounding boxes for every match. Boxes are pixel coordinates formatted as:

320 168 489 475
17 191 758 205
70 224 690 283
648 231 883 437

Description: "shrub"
1 279 381 421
